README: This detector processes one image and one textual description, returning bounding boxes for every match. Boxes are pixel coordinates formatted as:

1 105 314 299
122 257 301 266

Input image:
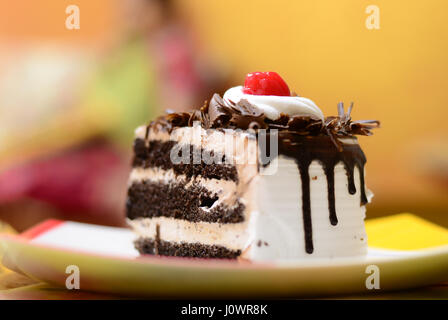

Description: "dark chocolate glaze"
266 134 367 254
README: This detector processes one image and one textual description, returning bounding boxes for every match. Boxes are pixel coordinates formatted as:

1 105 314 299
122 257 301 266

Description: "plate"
1 219 447 297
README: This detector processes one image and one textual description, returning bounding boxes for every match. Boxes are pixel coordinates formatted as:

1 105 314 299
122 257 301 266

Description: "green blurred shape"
81 37 158 146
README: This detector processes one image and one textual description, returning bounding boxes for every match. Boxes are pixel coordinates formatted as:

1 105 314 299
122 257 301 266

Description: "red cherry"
242 71 291 96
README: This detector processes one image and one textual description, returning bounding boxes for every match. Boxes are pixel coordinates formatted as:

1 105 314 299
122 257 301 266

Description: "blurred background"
0 0 447 232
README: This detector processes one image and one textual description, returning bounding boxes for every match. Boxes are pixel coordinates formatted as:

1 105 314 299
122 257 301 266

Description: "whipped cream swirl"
223 86 324 121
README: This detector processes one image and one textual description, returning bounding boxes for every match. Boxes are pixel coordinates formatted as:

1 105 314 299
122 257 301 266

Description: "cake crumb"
257 240 269 247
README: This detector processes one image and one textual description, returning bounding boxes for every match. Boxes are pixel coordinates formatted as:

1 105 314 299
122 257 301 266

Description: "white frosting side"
223 86 325 121
244 156 368 261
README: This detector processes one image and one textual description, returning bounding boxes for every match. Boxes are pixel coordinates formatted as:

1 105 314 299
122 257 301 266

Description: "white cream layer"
223 85 324 121
128 217 250 251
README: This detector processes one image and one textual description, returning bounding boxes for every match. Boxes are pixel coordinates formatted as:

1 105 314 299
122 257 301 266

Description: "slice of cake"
126 71 379 261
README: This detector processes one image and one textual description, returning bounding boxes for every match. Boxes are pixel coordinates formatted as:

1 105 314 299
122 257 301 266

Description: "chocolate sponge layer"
126 180 245 223
134 237 241 259
132 139 238 182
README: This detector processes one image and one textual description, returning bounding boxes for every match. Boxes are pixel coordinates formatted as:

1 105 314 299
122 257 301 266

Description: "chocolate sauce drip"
269 134 367 254
297 160 314 254
359 171 368 205
345 165 357 195
324 165 338 226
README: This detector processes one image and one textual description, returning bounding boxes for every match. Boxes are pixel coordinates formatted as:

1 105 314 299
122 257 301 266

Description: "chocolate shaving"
207 94 232 128
166 112 191 127
146 95 380 149
325 102 380 137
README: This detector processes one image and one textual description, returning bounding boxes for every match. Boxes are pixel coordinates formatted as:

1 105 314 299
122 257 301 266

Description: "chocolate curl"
188 110 202 127
326 103 380 135
350 120 381 136
327 128 344 152
231 99 263 117
228 99 267 130
287 116 323 135
166 112 191 126
324 102 381 150
337 102 345 118
265 114 289 129
208 94 232 128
